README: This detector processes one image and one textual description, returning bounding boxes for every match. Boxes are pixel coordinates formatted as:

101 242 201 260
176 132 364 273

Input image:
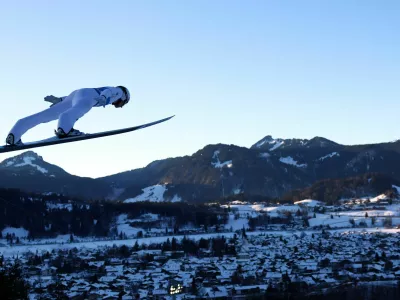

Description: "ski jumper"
8 86 124 142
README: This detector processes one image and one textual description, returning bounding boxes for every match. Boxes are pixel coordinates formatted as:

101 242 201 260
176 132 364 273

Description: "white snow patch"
256 140 267 148
309 213 353 228
370 194 388 203
2 227 29 238
14 156 48 174
171 194 182 202
256 137 285 151
229 200 249 205
116 214 146 238
5 160 15 167
294 199 324 207
232 188 242 195
119 213 159 224
211 150 233 168
47 203 73 211
318 152 340 161
269 141 284 151
123 184 180 203
221 204 302 218
224 213 249 231
279 156 307 168
213 160 233 168
337 209 398 218
117 214 129 224
259 152 271 158
117 223 143 238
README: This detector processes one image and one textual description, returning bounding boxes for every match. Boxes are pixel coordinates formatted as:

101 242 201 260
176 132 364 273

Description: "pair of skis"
0 115 174 153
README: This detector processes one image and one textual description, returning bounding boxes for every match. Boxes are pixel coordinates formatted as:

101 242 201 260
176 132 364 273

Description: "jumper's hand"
94 95 107 106
45 95 62 107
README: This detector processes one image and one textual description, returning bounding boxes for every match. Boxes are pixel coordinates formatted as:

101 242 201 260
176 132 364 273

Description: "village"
2 194 400 299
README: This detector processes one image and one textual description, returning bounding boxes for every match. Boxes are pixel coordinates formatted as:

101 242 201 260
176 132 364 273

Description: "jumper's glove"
44 95 62 107
94 95 107 107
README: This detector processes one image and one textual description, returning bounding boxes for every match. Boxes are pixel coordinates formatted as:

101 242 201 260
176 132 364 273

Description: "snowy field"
115 213 168 238
3 197 400 258
1 227 400 258
223 202 400 229
222 203 305 217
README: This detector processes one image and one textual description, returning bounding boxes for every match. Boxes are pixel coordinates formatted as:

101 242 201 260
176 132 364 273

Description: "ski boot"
55 128 84 139
5 133 23 146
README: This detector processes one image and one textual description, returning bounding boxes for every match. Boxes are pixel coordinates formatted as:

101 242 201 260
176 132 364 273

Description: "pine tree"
0 262 29 299
241 225 247 238
191 277 197 295
171 237 177 251
375 252 380 261
133 241 139 252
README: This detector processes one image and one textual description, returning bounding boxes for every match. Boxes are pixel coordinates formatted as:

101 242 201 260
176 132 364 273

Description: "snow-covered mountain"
0 151 68 177
251 135 306 151
3 136 400 203
0 151 112 200
101 137 400 203
251 135 341 151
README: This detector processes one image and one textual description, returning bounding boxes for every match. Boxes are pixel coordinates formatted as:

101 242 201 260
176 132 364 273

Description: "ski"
0 115 174 153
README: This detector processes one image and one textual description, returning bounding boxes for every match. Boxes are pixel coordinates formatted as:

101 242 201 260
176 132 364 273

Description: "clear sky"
0 0 399 178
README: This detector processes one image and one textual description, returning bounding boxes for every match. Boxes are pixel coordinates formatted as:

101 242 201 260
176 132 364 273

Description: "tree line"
0 188 230 240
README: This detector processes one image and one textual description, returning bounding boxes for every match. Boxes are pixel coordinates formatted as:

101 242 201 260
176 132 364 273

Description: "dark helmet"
117 86 130 106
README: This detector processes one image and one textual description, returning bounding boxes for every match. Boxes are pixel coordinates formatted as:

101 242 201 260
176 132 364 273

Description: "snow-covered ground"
3 196 400 259
223 201 400 229
340 193 391 204
294 199 323 207
259 152 271 158
123 184 182 203
336 205 400 218
211 150 233 168
115 214 144 238
46 203 73 211
2 227 29 238
115 213 162 238
2 227 400 258
309 213 354 228
317 152 340 161
223 204 303 217
269 140 284 151
279 156 307 168
224 213 249 231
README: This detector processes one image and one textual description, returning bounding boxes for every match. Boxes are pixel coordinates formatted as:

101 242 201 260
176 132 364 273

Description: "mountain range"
1 135 400 203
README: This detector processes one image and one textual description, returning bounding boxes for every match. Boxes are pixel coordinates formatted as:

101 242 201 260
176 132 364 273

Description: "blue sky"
0 0 399 178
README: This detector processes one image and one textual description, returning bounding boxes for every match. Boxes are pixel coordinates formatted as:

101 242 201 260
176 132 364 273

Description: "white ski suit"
8 86 124 142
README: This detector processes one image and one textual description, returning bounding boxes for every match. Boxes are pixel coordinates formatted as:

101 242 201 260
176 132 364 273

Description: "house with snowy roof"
162 259 182 273
197 286 228 298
